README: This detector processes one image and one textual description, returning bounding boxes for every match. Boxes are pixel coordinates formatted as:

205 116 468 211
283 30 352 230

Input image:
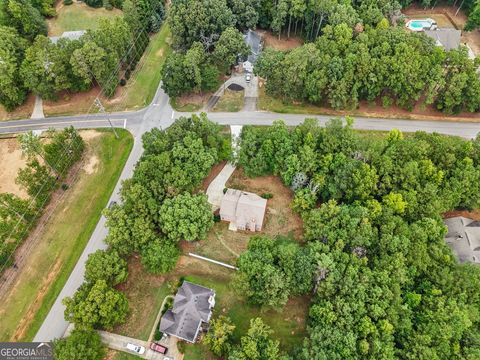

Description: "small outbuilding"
444 216 480 264
159 281 216 343
220 189 267 231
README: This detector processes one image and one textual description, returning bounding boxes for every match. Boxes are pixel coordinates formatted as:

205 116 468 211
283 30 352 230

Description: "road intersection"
0 81 474 341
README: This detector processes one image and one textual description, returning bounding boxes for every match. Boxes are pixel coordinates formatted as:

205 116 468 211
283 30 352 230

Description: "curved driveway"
0 81 475 341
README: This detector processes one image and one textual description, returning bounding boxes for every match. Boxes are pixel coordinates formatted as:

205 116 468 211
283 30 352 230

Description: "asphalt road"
1 80 473 342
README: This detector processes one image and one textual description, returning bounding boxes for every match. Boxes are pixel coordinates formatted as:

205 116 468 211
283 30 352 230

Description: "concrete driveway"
98 330 170 360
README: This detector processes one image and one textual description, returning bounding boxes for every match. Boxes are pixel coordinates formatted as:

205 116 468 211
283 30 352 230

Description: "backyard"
47 2 122 36
0 129 133 341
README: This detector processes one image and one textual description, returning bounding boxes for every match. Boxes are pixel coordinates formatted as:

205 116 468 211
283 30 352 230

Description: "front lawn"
0 129 133 341
212 90 244 112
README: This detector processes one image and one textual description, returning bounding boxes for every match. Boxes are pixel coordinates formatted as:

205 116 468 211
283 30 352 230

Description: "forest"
0 0 164 111
227 119 480 359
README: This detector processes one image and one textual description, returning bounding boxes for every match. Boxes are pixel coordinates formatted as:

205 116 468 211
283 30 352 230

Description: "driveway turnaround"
97 330 166 360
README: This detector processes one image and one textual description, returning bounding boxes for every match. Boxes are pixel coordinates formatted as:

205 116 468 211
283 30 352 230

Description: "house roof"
159 281 215 342
244 30 262 64
444 217 480 264
236 191 267 229
424 29 461 51
220 189 242 219
50 30 86 44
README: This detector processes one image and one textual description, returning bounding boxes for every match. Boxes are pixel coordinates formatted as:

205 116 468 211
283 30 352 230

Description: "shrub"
125 69 131 80
261 192 273 199
119 78 127 86
214 214 221 222
63 0 73 5
177 341 186 354
154 330 162 341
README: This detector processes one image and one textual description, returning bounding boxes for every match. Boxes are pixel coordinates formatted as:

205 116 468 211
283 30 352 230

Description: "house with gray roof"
424 29 461 51
159 281 216 343
50 30 86 44
220 189 267 231
444 216 480 264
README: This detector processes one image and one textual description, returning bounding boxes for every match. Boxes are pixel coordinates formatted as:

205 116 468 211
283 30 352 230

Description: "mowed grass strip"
0 129 133 341
113 24 172 111
212 89 244 112
47 2 122 36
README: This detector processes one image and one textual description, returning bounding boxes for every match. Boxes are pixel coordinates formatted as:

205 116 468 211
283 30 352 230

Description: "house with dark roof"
444 216 480 264
159 281 216 343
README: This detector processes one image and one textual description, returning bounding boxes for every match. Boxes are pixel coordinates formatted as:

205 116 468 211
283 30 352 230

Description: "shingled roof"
444 216 480 264
159 281 215 343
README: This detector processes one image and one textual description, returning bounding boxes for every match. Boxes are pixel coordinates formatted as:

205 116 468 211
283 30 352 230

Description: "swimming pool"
406 18 437 32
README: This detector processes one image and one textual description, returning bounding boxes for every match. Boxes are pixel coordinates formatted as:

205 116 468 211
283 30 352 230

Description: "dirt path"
0 138 28 198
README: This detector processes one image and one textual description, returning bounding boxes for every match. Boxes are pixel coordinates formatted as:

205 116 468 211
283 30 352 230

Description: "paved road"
2 79 474 342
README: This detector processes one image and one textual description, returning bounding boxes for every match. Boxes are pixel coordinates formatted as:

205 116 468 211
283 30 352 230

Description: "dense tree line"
0 127 84 269
255 23 480 114
236 118 480 358
62 114 230 330
0 0 164 111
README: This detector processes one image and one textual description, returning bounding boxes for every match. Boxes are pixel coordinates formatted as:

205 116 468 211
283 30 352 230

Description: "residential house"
424 28 461 51
444 216 480 264
159 281 216 343
220 189 267 231
242 30 262 73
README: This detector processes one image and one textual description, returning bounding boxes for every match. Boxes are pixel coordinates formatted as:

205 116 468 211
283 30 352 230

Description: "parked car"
150 342 168 354
126 343 145 355
245 73 251 83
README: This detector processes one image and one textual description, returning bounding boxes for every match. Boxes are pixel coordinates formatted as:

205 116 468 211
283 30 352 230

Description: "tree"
159 193 214 242
53 329 105 360
16 159 56 207
168 0 235 50
63 280 129 329
204 315 236 356
0 26 28 111
0 0 47 41
85 250 128 286
213 27 250 71
228 0 260 30
140 239 180 274
30 0 56 17
21 36 70 100
228 318 283 360
465 0 480 31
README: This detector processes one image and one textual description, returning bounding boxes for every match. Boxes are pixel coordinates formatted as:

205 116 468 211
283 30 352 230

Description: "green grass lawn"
212 90 244 112
0 129 133 341
170 97 204 112
110 25 172 111
184 273 309 357
47 2 122 36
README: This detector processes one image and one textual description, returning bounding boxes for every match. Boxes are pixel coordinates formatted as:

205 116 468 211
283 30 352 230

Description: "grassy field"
47 2 122 36
212 90 244 112
0 129 133 341
109 24 172 111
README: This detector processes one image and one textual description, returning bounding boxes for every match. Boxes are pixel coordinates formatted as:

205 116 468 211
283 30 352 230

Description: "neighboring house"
49 30 86 44
444 216 480 264
424 29 461 51
159 281 216 343
220 188 267 231
242 30 262 73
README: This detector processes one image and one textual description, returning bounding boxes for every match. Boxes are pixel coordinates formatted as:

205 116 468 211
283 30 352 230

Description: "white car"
126 343 145 355
245 73 251 83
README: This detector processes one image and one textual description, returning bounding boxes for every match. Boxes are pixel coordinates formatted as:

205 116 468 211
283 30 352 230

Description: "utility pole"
94 98 119 139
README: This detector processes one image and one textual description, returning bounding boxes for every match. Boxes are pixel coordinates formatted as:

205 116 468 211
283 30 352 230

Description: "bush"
177 341 186 354
261 192 273 199
119 78 127 86
223 187 228 194
125 69 131 80
61 183 69 191
154 330 162 341
63 0 73 5
214 214 221 222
